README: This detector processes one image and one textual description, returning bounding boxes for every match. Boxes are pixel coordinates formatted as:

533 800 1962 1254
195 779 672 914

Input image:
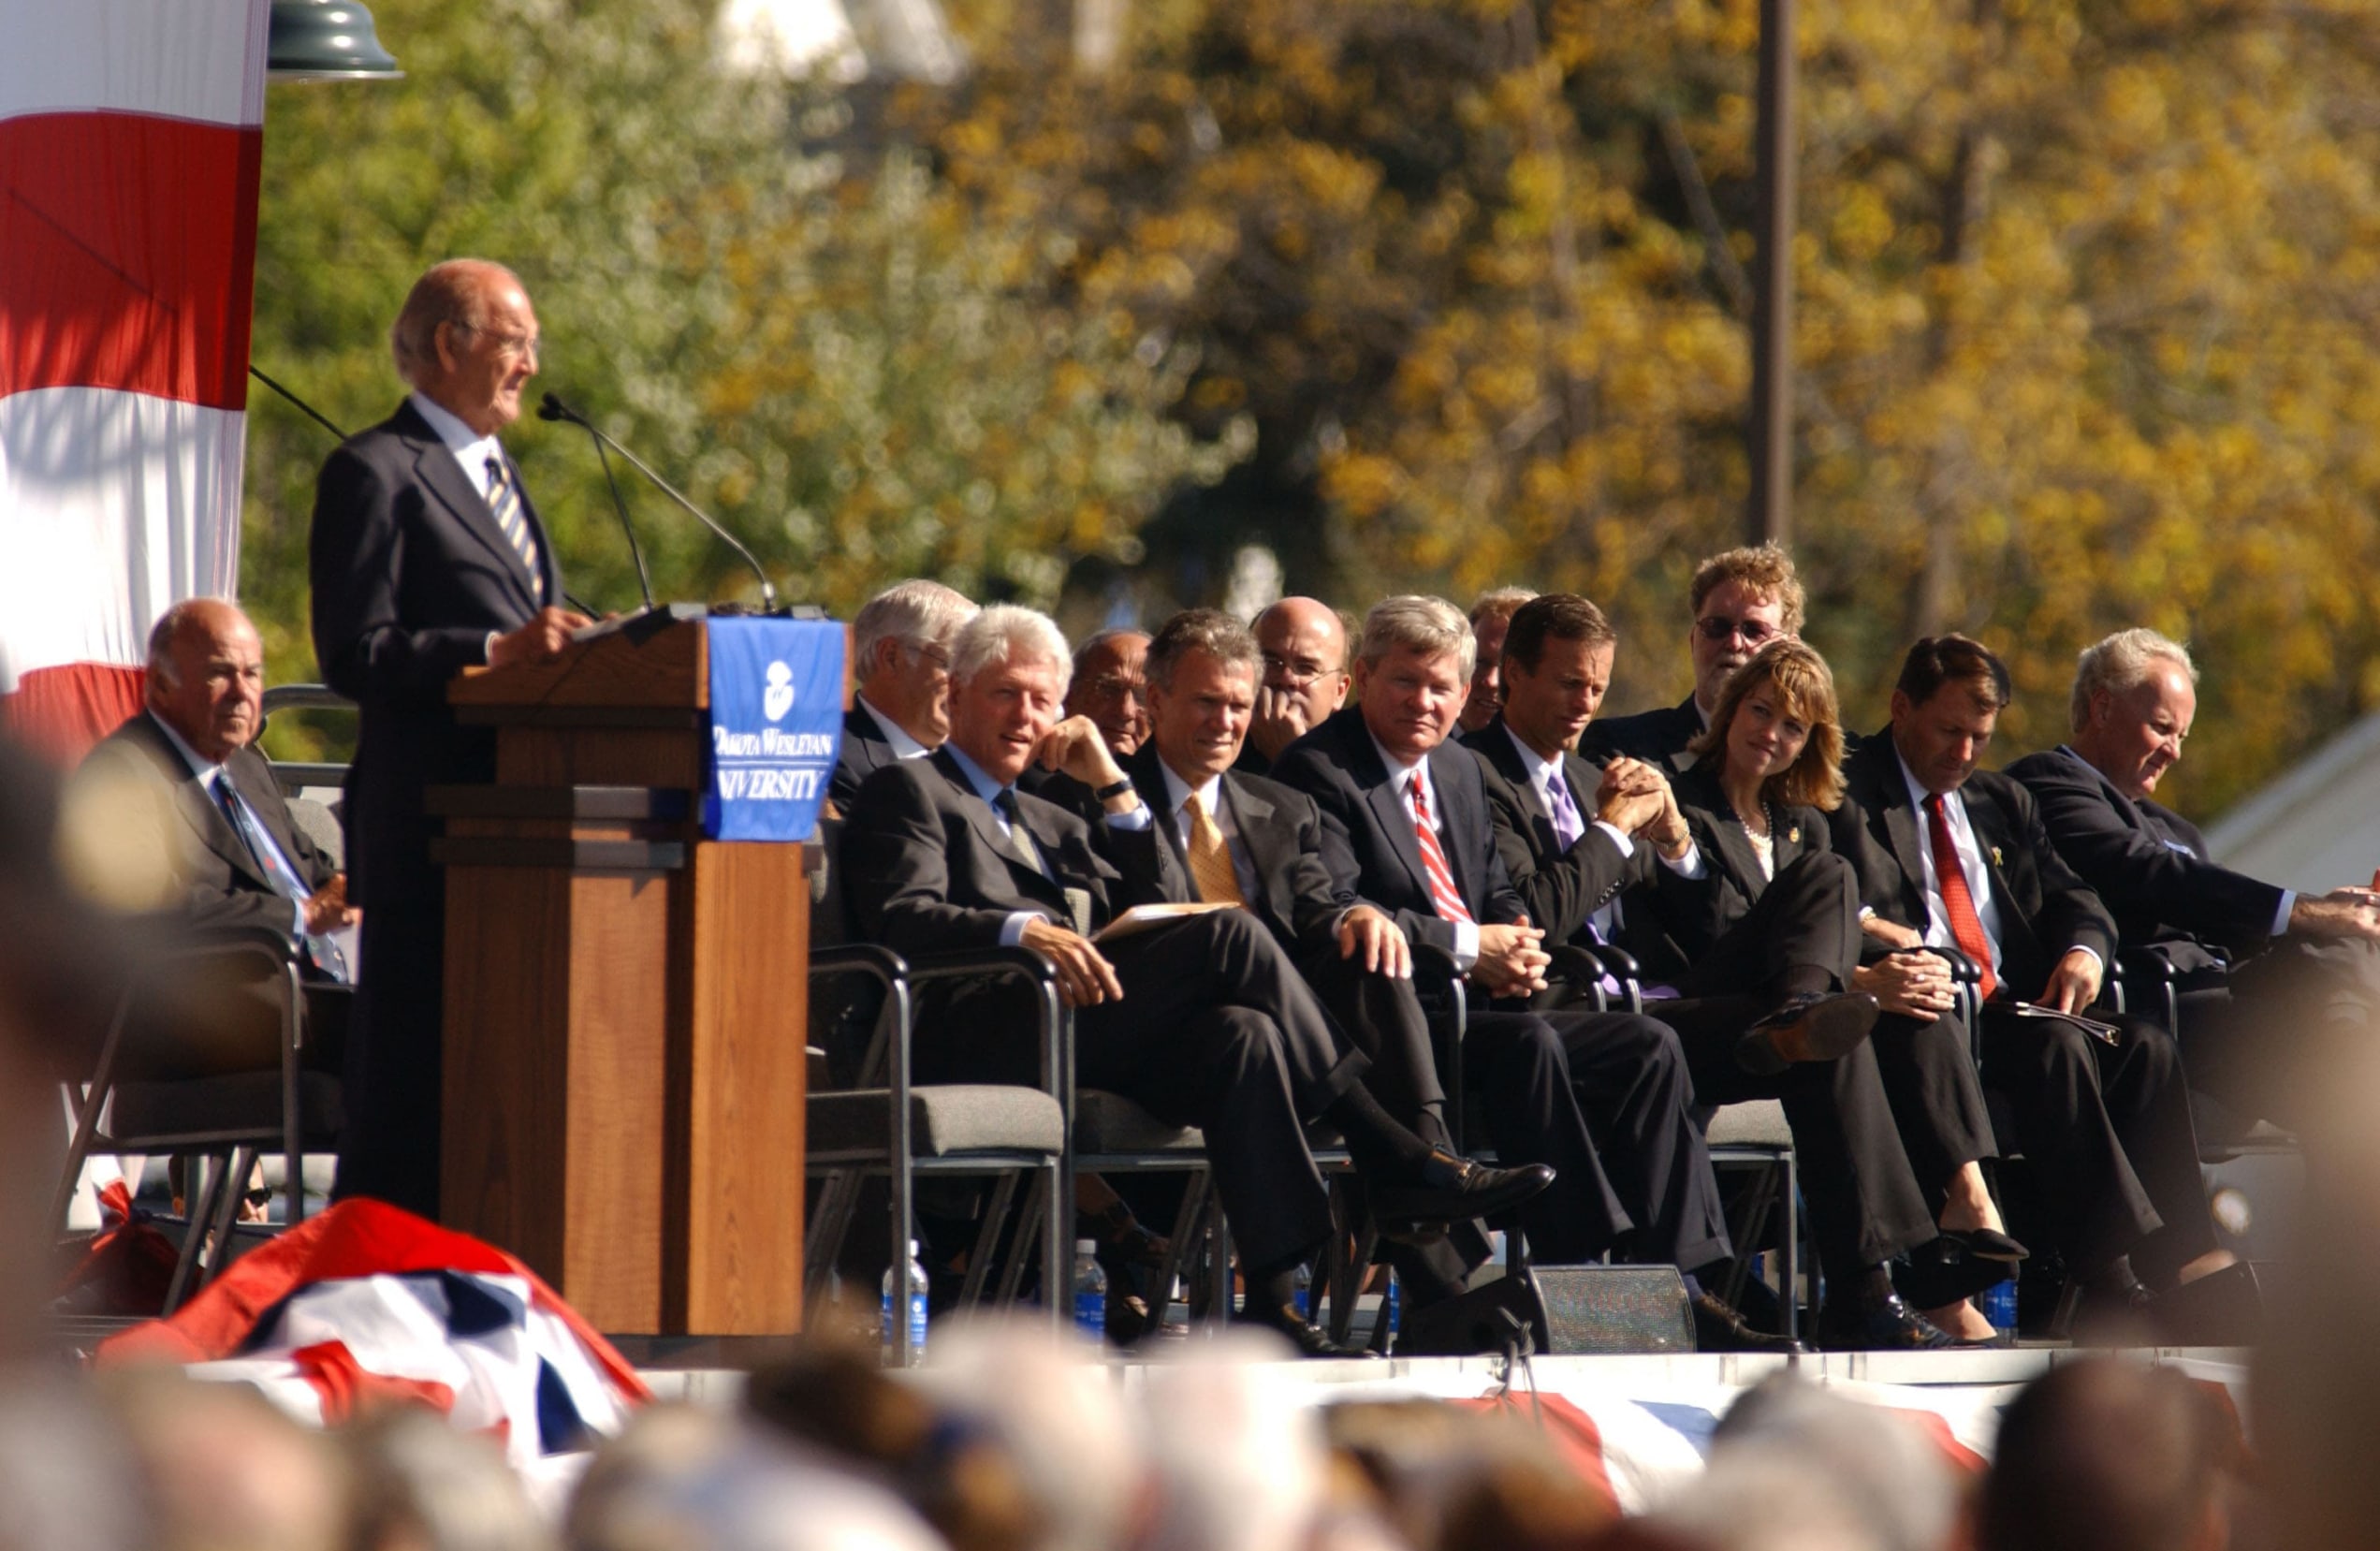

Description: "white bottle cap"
1075 1238 1099 1254
906 1239 920 1256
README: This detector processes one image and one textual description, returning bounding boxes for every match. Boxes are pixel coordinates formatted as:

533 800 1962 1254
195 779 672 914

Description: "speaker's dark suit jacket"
1271 707 1728 1269
310 397 560 910
2005 746 2281 973
844 747 1370 1267
1834 735 2208 1282
73 711 348 1077
1581 695 1705 781
309 396 560 1214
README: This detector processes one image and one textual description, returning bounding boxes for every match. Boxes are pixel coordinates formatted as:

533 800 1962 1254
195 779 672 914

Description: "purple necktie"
1544 771 1584 852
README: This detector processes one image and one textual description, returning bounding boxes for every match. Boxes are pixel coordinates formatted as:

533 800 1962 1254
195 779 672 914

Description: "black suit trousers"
1656 998 1936 1286
333 903 445 1217
1075 910 1365 1271
1981 1005 2213 1285
2170 936 2380 1134
1480 1007 1731 1271
1673 850 1865 999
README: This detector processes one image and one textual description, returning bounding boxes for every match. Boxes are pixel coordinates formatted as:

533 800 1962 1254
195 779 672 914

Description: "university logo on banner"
704 617 842 840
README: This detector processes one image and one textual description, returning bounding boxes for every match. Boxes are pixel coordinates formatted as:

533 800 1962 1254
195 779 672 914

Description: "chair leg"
959 1173 1021 1310
1779 1150 1802 1346
1202 1202 1234 1329
998 1172 1050 1307
198 1147 257 1292
163 1153 225 1314
804 1169 862 1310
1151 1171 1211 1336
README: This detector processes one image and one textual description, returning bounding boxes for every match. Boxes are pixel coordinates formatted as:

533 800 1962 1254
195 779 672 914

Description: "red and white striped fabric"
0 2 267 763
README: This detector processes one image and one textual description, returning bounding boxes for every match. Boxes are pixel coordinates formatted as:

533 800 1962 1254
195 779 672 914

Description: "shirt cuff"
1104 804 1153 832
2068 945 2104 979
999 911 1044 947
1452 918 1480 971
484 630 500 665
2272 889 2297 939
1590 819 1634 858
290 900 309 941
1660 841 1707 879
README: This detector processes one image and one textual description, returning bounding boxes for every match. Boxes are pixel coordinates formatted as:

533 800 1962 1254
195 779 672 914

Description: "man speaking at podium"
310 258 590 1215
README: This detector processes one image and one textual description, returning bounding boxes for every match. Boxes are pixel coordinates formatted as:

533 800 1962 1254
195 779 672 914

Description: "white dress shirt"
855 695 933 762
409 390 507 501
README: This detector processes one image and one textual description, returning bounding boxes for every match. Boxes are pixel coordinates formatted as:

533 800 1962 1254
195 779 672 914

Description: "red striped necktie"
1408 771 1476 925
1922 791 1998 1001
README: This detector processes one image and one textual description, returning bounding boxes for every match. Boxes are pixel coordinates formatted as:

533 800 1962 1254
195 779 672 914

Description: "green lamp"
267 0 402 80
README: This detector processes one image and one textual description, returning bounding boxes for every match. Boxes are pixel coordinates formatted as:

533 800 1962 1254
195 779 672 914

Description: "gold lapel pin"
1991 845 2004 867
1788 826 1801 845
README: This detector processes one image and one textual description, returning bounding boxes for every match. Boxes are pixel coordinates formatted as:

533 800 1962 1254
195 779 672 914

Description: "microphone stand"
539 392 779 614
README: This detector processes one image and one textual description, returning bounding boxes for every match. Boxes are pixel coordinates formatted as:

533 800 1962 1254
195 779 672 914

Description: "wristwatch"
1094 776 1134 802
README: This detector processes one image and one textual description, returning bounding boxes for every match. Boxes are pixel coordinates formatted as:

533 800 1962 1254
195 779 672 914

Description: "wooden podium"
432 618 806 1336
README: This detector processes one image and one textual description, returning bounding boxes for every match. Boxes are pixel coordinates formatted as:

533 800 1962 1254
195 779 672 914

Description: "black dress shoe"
1690 1292 1809 1354
1942 1226 2029 1263
1895 1236 2016 1311
1736 991 1881 1075
1236 1304 1379 1359
1372 1151 1556 1236
1817 1291 1986 1351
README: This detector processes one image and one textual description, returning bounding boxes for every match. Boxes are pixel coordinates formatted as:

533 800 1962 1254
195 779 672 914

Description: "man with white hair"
2008 628 2380 1130
311 257 587 1214
831 578 979 811
843 605 1555 1355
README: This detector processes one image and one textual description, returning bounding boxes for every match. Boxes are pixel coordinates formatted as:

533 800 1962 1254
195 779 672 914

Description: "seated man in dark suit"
71 598 355 1075
2008 628 2380 1132
1270 596 1746 1324
1838 636 2240 1330
1468 594 1996 1348
1237 596 1354 777
843 604 1553 1355
1582 542 1802 779
829 578 979 812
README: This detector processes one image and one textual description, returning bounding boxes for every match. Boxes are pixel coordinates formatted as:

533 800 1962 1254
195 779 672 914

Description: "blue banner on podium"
704 617 844 841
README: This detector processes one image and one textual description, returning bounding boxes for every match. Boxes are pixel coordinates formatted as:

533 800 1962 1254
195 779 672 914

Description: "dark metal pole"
1746 0 1796 547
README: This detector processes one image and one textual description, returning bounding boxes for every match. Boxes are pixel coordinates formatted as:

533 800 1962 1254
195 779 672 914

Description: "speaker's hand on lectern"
489 607 592 668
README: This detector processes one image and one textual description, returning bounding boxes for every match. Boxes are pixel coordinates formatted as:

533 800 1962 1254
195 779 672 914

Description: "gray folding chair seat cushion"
809 1085 1064 1159
1074 1088 1203 1155
107 1071 343 1146
1706 1099 1792 1150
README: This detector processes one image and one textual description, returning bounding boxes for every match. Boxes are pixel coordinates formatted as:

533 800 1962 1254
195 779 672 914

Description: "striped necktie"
485 454 545 602
1407 772 1475 925
210 772 350 983
1183 790 1247 907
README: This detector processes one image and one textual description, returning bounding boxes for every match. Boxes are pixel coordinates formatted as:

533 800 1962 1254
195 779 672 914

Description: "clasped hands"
1595 757 1693 860
1856 915 2103 1017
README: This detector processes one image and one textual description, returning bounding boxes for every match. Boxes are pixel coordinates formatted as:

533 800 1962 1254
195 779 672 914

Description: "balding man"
2008 629 2380 1132
73 599 355 1072
310 258 590 1214
1240 597 1353 776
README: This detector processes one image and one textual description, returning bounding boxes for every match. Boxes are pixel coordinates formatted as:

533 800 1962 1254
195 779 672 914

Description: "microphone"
539 392 655 614
539 392 778 613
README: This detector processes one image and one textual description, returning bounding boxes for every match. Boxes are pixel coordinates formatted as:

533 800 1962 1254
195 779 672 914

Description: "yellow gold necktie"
1184 791 1247 907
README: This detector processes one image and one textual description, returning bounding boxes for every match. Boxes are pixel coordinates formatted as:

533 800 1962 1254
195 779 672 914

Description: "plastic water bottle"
1383 1273 1399 1339
1292 1261 1311 1318
1072 1238 1108 1340
882 1239 928 1359
1978 1276 2018 1334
